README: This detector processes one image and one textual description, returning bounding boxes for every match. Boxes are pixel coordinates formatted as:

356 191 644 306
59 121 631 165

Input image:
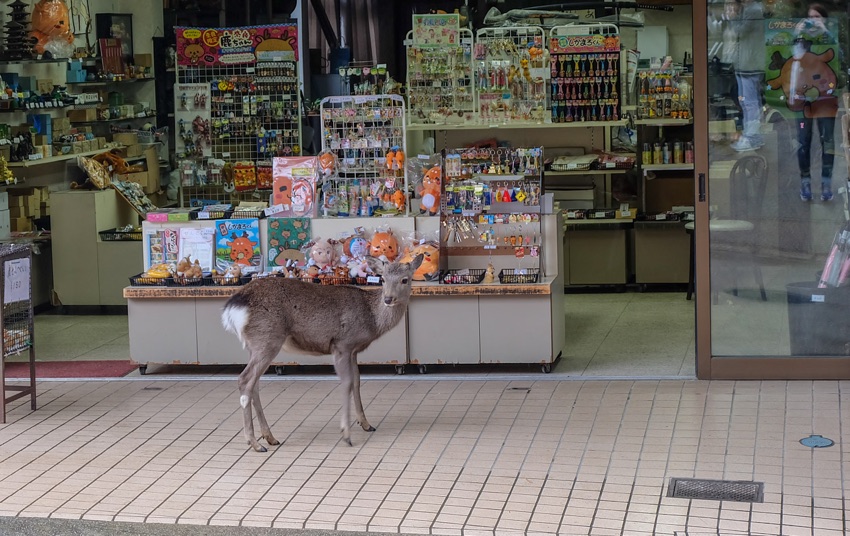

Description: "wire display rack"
319 95 408 217
0 244 35 424
474 26 549 124
405 29 475 125
175 30 301 208
548 23 622 123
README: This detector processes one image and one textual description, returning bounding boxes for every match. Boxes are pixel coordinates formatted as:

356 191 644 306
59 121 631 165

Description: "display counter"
123 277 563 374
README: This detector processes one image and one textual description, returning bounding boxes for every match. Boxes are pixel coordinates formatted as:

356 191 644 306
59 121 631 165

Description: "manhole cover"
800 434 834 448
667 478 763 503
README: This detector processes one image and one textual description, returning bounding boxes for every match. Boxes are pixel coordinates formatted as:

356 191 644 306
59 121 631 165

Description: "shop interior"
2 1 845 378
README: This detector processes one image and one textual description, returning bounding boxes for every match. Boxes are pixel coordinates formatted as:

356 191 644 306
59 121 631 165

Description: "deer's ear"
409 253 424 272
365 255 387 275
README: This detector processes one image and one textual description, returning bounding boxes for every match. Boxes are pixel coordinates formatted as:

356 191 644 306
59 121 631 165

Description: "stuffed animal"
220 263 242 284
175 255 203 279
418 165 442 216
400 241 440 281
30 0 74 56
369 230 399 261
307 238 338 272
483 263 496 284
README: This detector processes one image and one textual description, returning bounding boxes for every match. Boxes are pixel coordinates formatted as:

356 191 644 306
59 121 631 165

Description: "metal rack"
319 95 408 217
0 244 35 424
405 29 475 125
174 30 302 207
474 26 548 124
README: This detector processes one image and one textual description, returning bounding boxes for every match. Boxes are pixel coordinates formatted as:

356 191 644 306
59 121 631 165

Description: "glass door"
695 0 850 378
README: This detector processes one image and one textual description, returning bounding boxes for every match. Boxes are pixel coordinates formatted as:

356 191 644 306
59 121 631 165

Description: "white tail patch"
222 305 250 349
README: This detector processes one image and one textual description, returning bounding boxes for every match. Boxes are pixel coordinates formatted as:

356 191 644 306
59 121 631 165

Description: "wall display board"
174 25 302 208
318 95 408 217
548 24 622 123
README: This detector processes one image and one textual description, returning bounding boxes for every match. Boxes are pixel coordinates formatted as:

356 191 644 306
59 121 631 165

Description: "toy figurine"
483 263 496 284
418 165 442 216
307 238 338 273
400 241 440 281
369 230 399 262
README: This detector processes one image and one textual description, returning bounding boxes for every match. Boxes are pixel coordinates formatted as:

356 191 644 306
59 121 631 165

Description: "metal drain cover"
667 477 764 503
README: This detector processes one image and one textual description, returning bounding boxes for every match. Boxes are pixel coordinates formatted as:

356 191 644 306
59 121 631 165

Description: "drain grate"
667 478 763 503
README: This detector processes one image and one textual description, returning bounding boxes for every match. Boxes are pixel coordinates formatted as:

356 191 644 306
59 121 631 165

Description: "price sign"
4 257 30 304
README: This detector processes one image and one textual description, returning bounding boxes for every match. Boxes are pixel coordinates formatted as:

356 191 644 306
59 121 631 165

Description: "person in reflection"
723 0 766 153
792 3 838 202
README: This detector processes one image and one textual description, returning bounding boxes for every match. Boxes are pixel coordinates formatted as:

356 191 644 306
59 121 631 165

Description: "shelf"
634 118 694 126
545 169 631 176
0 105 71 114
0 57 85 66
406 120 627 131
643 164 695 176
7 147 120 168
71 114 157 125
65 78 155 86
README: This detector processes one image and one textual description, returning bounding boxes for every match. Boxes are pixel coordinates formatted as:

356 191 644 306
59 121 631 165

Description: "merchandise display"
174 24 301 207
318 94 407 217
635 69 693 120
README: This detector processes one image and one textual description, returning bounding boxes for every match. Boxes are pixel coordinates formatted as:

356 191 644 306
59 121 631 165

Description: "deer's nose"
384 297 394 305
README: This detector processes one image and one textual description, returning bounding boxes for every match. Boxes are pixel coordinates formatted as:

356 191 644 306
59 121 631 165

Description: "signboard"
412 14 460 47
4 257 29 304
176 24 298 66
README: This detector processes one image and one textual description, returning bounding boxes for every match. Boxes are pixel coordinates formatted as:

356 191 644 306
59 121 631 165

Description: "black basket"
442 268 485 284
305 276 354 286
498 268 540 284
168 275 206 287
208 274 251 286
129 273 169 286
231 210 266 219
100 228 142 241
191 209 234 220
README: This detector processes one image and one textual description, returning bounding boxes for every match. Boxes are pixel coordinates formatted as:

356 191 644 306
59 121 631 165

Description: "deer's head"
366 254 424 306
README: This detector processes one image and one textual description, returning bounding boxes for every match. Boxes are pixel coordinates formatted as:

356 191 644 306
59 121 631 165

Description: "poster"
178 227 216 272
764 18 841 119
176 24 298 66
267 218 310 268
4 257 30 304
272 156 318 217
214 218 261 273
412 14 459 47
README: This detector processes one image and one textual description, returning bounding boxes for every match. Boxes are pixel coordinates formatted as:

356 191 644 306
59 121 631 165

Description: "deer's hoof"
365 425 376 432
344 437 352 446
265 436 280 446
252 444 268 453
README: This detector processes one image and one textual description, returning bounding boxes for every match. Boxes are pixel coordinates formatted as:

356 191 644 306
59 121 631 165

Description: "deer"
221 254 424 453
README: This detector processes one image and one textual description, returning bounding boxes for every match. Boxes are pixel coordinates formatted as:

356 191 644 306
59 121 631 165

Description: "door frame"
692 0 850 379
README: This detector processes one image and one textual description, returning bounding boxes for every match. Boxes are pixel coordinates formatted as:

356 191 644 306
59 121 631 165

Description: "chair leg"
753 260 767 301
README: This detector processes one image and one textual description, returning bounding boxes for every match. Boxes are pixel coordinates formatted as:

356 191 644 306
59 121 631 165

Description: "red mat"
2 360 138 379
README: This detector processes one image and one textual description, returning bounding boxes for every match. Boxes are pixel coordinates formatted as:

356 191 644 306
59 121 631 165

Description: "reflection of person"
794 3 837 201
724 0 766 152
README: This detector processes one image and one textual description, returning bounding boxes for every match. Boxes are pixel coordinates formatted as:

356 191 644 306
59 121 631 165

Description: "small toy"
307 238 338 272
418 165 442 216
369 230 399 262
401 241 440 281
483 263 496 284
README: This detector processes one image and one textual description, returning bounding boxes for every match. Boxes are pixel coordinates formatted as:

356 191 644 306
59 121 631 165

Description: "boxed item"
134 53 153 68
125 144 143 158
121 171 149 191
144 146 160 194
0 208 9 237
66 69 87 83
67 108 97 122
11 217 31 232
113 132 138 146
0 191 8 211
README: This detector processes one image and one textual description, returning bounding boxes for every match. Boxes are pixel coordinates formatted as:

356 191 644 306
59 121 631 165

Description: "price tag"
811 294 825 303
594 211 606 218
222 152 230 158
655 214 667 220
457 268 470 276
367 276 381 284
264 204 285 216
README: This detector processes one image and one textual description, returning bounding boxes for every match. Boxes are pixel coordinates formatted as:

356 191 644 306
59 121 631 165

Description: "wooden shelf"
7 147 121 168
70 113 157 125
546 169 631 176
634 118 694 126
65 78 155 86
406 120 627 131
643 163 695 176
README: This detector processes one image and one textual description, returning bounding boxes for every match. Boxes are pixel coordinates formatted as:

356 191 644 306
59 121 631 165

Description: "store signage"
549 34 620 54
4 257 30 304
412 14 459 47
176 24 298 67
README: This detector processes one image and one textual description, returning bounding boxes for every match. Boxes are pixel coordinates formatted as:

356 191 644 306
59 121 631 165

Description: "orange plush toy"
30 0 74 56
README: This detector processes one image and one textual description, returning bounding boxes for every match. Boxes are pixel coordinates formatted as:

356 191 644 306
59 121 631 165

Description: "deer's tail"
222 292 250 349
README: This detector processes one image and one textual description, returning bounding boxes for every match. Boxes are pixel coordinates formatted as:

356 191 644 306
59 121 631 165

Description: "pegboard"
175 57 301 207
319 95 407 217
548 23 622 124
405 29 475 125
473 26 548 124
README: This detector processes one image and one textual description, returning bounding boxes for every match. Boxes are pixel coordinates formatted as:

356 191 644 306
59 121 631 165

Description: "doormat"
3 360 138 379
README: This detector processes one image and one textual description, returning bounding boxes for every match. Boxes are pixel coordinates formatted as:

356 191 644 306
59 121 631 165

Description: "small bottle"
685 141 694 163
642 143 652 164
653 142 662 165
673 141 683 164
662 143 671 164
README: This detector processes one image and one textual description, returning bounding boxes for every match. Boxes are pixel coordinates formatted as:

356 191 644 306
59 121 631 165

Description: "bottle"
642 143 652 164
652 142 662 165
673 141 683 164
685 141 694 163
662 143 671 164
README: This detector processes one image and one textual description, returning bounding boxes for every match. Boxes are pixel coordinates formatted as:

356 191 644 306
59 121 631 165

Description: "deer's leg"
333 350 354 446
239 341 280 453
251 386 280 447
350 352 375 432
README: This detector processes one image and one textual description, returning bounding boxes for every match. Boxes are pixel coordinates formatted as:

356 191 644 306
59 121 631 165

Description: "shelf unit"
7 147 123 168
0 243 36 424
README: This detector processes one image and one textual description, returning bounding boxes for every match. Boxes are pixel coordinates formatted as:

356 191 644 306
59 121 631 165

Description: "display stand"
319 95 408 217
474 26 548 124
405 29 475 125
0 244 35 423
174 24 302 207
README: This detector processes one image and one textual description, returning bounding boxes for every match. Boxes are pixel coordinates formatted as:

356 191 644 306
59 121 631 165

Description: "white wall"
619 6 694 63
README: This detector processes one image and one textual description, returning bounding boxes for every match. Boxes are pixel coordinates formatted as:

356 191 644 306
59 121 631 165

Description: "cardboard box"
0 208 9 238
135 53 153 68
113 132 138 146
11 217 31 232
66 70 87 83
68 108 97 123
96 136 107 149
144 146 160 193
0 191 8 211
53 117 70 132
125 144 143 158
9 205 27 218
120 171 148 189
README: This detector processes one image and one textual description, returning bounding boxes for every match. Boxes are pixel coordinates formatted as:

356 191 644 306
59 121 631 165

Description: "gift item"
636 69 692 120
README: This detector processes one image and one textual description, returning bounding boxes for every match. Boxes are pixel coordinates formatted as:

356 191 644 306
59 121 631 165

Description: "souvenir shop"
3 1 848 380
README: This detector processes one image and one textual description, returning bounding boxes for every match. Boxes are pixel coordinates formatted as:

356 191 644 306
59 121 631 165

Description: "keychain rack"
548 23 621 124
405 28 475 125
175 58 301 207
319 95 408 217
474 26 548 124
440 147 544 282
634 68 693 120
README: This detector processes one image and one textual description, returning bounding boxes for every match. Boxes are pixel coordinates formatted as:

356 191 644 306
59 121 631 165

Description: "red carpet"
2 360 138 379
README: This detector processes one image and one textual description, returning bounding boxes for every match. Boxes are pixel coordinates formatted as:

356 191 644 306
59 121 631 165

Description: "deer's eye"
402 278 409 284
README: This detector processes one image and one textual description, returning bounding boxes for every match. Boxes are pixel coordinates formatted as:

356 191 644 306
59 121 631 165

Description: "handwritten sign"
4 257 30 304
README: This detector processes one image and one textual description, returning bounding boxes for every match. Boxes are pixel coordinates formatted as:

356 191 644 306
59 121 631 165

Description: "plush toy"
307 238 338 272
30 0 74 56
221 263 242 283
400 241 440 281
418 165 442 216
175 255 203 279
369 230 399 261
483 263 496 284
